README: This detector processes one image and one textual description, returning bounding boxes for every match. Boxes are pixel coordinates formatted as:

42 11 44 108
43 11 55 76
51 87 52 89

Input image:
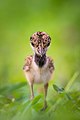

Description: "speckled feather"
23 55 54 72
23 55 54 84
23 32 55 108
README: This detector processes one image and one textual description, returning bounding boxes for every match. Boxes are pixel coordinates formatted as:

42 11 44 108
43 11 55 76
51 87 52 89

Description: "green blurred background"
0 0 80 86
0 0 80 120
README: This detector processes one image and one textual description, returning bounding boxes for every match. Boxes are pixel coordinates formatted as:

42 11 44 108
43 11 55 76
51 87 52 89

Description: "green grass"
0 72 80 120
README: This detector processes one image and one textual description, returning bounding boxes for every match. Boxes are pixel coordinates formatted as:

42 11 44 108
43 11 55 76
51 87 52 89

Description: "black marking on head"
30 36 32 40
37 31 43 37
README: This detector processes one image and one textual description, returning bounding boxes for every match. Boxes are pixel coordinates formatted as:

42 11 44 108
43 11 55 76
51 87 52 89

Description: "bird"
23 31 54 110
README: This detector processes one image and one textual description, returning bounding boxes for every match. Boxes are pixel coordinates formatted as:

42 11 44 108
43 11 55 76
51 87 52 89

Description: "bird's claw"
40 105 47 111
30 95 34 100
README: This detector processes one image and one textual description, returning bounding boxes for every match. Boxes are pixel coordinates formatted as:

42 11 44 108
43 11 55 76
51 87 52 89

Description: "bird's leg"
29 83 34 100
41 83 48 110
44 83 48 109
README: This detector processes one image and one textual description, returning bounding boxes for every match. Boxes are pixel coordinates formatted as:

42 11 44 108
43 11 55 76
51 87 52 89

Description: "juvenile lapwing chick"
23 31 54 110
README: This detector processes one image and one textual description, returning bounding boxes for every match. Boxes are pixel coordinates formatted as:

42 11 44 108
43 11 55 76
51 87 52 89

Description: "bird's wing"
23 55 33 71
47 57 55 73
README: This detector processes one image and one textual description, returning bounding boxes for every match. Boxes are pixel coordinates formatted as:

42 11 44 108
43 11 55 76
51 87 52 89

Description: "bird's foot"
41 105 47 111
41 101 48 111
30 95 34 100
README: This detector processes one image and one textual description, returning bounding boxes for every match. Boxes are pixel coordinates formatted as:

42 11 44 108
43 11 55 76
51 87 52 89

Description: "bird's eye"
47 42 50 47
31 42 35 47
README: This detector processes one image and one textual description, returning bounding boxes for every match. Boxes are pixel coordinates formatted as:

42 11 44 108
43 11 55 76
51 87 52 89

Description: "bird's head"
30 31 51 56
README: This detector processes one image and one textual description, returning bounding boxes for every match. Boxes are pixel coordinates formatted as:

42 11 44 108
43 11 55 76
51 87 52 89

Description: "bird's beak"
38 46 44 56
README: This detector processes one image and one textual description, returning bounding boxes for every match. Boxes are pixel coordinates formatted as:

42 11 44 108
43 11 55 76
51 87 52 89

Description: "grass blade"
65 72 79 92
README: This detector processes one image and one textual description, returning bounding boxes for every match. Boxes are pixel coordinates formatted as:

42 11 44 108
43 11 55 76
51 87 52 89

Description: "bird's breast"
30 58 52 84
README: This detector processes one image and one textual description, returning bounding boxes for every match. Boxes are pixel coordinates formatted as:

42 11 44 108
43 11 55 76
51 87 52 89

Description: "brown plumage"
23 31 54 110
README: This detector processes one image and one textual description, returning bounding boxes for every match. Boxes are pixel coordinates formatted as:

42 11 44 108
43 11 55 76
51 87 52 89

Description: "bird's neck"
34 53 46 67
